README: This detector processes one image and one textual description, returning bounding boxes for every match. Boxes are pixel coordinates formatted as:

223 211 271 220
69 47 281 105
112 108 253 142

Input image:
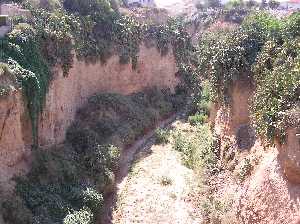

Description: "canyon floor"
101 118 203 224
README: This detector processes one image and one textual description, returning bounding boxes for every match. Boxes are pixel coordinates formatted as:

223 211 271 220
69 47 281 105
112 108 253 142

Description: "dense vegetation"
1 1 299 223
197 11 300 142
0 1 194 223
0 0 193 146
1 89 185 224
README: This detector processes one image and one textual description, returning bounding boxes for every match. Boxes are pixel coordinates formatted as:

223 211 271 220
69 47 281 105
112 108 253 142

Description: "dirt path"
100 117 202 224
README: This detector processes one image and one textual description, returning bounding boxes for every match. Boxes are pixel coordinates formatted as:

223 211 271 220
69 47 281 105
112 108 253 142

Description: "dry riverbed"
109 120 202 224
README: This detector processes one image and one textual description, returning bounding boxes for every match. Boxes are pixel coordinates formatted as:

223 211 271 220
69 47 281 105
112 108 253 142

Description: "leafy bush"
2 142 119 224
0 6 79 144
249 13 300 142
2 88 183 224
196 11 300 142
202 195 236 224
63 0 114 17
241 11 281 44
190 80 212 115
251 49 300 142
173 124 217 172
197 11 283 102
0 0 193 146
281 12 300 40
159 176 173 186
74 89 180 147
238 158 253 181
155 128 170 144
63 208 93 224
188 113 208 126
197 28 258 102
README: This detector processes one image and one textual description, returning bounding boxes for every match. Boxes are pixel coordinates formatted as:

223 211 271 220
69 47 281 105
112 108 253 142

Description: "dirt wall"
0 91 31 194
212 77 254 149
212 78 300 224
0 45 179 194
39 45 179 146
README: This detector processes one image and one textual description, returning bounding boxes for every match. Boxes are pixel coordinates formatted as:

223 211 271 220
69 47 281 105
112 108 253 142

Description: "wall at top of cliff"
0 44 179 193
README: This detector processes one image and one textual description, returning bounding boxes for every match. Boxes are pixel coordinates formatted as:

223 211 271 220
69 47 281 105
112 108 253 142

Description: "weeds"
188 113 208 126
155 128 170 145
2 89 183 224
172 124 217 173
202 195 237 224
159 176 173 186
238 158 253 181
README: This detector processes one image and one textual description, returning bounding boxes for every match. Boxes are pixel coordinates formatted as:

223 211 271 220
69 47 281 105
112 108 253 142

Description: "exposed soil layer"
0 45 178 194
211 79 300 224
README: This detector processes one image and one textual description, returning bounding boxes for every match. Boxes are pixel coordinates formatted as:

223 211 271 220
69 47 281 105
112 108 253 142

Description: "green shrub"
196 11 300 143
155 128 170 144
251 57 300 142
81 188 104 213
197 28 258 102
196 11 283 102
3 142 120 224
173 132 186 153
238 158 253 181
159 176 173 186
188 113 208 126
173 124 217 171
63 208 93 224
0 7 78 144
201 195 236 224
281 12 300 39
241 11 281 44
0 86 10 97
249 13 300 142
2 88 183 224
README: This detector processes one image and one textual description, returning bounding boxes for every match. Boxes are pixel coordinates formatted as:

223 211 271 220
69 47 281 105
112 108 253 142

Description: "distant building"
127 0 156 7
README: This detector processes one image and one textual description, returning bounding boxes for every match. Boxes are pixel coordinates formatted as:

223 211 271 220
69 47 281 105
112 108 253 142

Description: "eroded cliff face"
0 45 179 193
280 127 300 184
39 45 178 146
212 77 255 152
0 91 31 194
212 79 300 224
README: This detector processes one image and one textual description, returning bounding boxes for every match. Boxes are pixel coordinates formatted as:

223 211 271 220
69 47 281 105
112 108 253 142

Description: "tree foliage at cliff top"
0 0 193 145
197 11 300 142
